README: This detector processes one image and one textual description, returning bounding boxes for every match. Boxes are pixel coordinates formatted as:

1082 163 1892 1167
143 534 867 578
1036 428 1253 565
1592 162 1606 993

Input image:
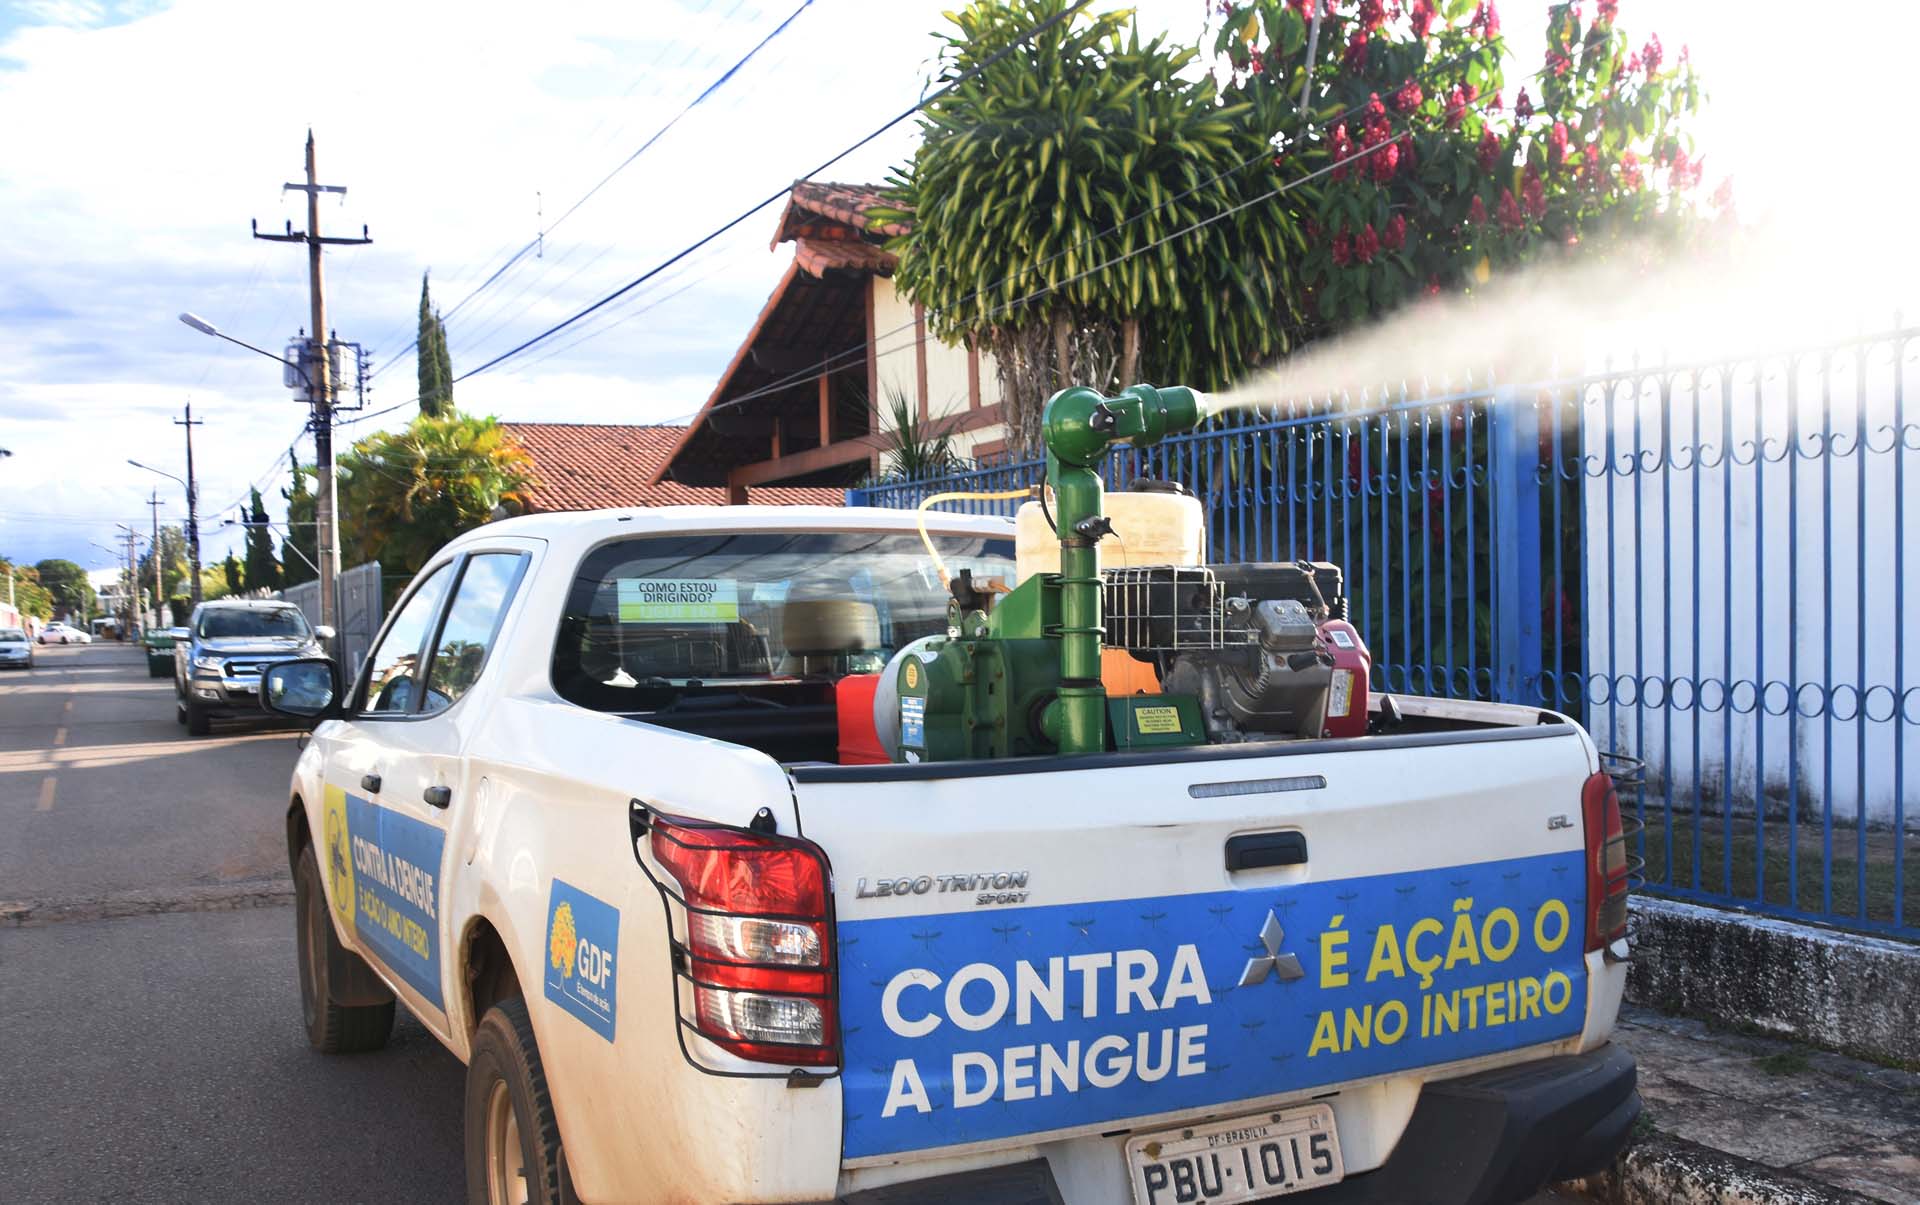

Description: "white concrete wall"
871 278 1008 463
1582 342 1920 827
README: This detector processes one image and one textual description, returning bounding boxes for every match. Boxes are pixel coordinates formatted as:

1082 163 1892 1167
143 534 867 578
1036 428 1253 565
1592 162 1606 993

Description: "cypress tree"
242 487 281 592
417 271 454 417
281 451 319 587
222 553 243 596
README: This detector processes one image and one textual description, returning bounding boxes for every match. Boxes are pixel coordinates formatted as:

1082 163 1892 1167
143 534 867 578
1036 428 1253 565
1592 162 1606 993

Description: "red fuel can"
1318 619 1371 738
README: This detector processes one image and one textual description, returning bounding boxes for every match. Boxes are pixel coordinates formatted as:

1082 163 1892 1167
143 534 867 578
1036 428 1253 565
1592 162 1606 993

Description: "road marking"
35 777 56 812
62 698 73 714
52 727 67 747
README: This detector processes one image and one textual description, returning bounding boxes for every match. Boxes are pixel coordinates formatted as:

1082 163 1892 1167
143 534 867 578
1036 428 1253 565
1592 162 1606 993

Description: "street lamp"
130 458 201 611
177 312 313 387
179 309 339 651
128 459 183 489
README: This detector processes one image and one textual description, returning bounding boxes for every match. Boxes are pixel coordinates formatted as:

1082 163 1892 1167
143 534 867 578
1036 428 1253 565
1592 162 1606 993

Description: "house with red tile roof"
501 422 840 512
653 181 1011 500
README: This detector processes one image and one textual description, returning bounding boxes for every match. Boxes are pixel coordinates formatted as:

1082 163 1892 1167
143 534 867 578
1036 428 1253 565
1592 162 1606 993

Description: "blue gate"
848 326 1919 938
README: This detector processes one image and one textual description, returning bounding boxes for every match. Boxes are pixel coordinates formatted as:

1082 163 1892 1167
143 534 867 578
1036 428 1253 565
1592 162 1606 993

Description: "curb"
1627 897 1920 1068
1567 1131 1880 1205
0 879 296 927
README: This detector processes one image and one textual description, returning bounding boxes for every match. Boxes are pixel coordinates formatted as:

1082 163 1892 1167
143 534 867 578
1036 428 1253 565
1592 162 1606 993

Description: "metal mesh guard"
1103 566 1226 651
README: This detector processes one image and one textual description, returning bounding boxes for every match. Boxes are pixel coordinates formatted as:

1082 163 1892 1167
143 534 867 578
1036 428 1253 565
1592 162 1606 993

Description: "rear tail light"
1582 770 1631 951
643 810 837 1068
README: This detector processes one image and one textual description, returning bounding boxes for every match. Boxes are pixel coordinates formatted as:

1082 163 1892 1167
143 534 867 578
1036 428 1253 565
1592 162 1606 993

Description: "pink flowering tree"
1215 0 1716 331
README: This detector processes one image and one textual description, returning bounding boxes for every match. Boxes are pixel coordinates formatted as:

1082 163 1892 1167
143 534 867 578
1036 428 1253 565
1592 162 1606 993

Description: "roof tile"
500 422 843 511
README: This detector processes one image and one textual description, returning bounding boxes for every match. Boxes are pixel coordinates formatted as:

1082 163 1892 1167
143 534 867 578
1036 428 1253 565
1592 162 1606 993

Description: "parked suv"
175 600 330 735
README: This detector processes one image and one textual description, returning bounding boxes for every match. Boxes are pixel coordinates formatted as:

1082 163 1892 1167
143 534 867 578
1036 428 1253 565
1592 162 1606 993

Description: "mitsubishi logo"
1239 910 1305 987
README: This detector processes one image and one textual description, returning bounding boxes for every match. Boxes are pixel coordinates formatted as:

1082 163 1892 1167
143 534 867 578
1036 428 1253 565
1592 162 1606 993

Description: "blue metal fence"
848 326 1919 938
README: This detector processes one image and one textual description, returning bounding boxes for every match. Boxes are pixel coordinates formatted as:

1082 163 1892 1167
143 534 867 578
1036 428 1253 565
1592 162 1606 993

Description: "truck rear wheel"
466 998 577 1205
294 843 394 1053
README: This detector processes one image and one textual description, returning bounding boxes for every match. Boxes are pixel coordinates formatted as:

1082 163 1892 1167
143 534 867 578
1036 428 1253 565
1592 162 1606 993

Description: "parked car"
0 627 33 669
175 600 330 736
144 626 187 678
38 621 91 645
262 502 1636 1205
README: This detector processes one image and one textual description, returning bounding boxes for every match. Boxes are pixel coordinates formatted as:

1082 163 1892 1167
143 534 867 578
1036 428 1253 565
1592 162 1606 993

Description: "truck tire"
466 998 578 1205
186 701 211 736
175 698 187 725
294 843 394 1054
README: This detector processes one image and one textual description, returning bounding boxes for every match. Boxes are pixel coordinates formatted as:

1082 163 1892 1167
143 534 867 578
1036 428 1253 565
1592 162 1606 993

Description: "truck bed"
787 695 1618 1195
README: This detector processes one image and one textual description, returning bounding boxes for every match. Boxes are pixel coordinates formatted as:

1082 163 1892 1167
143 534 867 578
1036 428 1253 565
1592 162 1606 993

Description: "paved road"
0 641 299 914
0 643 1581 1204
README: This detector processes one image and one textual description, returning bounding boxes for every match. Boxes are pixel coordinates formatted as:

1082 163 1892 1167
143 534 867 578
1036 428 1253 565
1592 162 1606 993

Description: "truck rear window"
552 531 1014 715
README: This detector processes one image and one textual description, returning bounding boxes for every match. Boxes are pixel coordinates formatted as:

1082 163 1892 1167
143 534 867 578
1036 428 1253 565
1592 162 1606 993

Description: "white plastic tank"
1014 486 1206 580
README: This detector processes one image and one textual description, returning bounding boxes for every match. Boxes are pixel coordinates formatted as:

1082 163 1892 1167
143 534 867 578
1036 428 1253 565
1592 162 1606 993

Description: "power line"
453 0 1099 384
679 48 1549 424
552 0 815 240
368 1 811 383
340 25 1541 445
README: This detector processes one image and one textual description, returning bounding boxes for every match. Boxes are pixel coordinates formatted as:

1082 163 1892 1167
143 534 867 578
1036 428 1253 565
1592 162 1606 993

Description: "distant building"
654 181 1011 501
501 422 840 512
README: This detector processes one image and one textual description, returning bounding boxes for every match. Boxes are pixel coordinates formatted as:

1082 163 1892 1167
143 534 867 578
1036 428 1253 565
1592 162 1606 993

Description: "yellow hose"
916 487 1036 588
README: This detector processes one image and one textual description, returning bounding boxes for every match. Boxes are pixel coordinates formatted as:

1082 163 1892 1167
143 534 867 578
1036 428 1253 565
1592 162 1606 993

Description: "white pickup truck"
263 502 1637 1205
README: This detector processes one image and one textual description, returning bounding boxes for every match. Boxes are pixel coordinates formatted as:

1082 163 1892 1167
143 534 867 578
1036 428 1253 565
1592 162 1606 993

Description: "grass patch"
1629 805 1920 936
1754 1050 1810 1077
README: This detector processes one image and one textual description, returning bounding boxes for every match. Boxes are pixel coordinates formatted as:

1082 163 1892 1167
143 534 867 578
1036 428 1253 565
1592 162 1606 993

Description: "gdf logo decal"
543 880 620 1041
322 785 356 935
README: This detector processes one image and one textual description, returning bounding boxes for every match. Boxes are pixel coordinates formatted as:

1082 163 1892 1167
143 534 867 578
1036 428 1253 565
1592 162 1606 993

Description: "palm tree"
337 413 535 577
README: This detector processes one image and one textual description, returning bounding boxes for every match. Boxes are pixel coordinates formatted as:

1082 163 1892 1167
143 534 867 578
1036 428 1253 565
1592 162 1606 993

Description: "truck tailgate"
790 725 1598 1164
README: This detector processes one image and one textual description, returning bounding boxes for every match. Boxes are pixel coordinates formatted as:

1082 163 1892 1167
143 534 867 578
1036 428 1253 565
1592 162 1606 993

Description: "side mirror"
261 658 342 722
313 624 337 642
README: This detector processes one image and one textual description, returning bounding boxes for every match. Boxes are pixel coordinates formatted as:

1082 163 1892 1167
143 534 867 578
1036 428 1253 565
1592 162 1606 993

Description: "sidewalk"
1571 1006 1920 1203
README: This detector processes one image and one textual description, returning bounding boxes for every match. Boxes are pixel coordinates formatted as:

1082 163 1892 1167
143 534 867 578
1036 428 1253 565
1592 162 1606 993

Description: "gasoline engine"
885 383 1374 764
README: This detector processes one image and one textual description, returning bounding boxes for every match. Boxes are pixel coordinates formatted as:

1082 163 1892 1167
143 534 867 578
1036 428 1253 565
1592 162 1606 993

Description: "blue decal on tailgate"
544 879 621 1041
324 786 446 1008
838 852 1586 1159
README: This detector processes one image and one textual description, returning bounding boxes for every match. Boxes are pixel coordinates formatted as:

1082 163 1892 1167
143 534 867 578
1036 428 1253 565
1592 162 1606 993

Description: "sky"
0 0 1912 578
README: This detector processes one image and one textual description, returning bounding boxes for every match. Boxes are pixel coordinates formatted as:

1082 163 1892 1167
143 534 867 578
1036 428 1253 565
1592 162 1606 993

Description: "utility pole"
175 402 204 608
252 130 370 645
145 491 164 626
115 525 142 639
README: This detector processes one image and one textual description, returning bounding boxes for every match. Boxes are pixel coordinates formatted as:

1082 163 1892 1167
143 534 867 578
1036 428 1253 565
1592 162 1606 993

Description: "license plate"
1126 1104 1343 1205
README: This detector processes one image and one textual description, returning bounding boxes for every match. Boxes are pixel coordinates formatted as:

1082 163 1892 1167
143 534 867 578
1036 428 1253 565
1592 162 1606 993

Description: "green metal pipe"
1038 383 1213 755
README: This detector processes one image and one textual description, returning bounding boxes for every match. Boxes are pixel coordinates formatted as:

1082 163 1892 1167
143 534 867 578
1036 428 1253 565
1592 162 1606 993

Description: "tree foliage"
243 488 281 593
878 0 1301 451
873 384 961 481
0 558 56 620
281 450 319 587
33 558 96 617
417 272 455 418
337 412 534 579
134 528 190 603
1217 0 1711 331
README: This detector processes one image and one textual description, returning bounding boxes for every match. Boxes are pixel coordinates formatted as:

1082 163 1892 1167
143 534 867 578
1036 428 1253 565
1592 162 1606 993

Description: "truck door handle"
361 773 382 794
1225 831 1308 871
423 785 452 809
